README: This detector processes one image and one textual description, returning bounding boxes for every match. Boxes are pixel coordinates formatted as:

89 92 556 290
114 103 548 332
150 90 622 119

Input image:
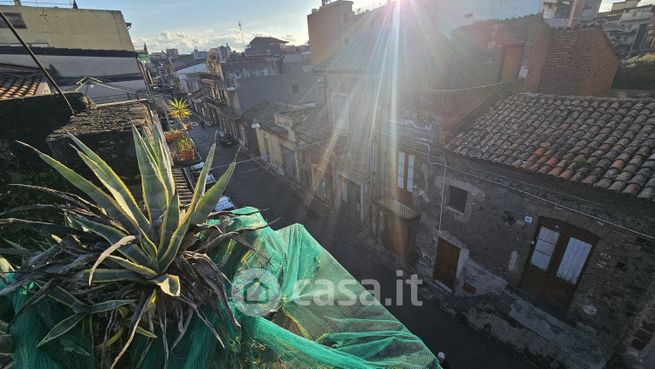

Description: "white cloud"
133 27 305 53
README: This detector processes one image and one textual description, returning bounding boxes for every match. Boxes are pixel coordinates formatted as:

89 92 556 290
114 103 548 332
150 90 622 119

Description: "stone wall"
381 84 655 368
0 92 89 162
398 81 522 145
47 101 153 184
414 154 655 369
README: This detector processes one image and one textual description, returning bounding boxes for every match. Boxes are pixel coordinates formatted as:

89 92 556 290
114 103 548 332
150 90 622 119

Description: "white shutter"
556 237 592 284
333 95 348 131
407 154 415 193
397 151 406 189
530 226 559 270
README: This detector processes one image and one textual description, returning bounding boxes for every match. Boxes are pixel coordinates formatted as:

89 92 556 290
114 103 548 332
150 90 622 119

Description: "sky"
70 0 655 53
75 0 382 53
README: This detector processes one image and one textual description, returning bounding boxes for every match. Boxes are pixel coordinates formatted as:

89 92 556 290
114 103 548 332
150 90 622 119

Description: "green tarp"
3 208 439 369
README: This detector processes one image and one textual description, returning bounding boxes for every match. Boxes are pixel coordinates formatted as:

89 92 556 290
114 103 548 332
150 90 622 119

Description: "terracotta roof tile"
447 93 655 202
0 72 46 100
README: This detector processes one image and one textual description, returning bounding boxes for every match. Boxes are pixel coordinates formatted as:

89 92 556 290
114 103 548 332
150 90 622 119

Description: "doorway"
282 148 297 181
433 238 461 290
340 176 361 223
520 218 597 310
498 45 525 82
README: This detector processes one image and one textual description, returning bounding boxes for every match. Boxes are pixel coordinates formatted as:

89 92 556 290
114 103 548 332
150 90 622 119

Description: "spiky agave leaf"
0 126 250 368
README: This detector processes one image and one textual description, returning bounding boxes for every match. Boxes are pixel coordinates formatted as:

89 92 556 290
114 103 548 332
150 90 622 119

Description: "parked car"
214 195 236 212
189 162 216 186
218 131 235 147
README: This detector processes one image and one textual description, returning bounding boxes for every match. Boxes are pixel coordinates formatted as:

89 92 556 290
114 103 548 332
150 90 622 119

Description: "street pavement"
188 125 540 369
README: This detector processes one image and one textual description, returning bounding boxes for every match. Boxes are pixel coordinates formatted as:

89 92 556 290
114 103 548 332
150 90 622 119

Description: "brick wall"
539 27 619 96
450 16 618 97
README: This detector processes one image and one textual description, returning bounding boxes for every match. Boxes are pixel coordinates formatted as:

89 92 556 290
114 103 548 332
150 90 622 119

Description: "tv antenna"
238 21 245 49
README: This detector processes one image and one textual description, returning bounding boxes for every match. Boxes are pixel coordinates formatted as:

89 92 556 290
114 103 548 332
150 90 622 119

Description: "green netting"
2 207 439 369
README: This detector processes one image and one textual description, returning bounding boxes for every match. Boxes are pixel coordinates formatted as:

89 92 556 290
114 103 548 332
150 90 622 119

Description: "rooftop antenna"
238 21 246 50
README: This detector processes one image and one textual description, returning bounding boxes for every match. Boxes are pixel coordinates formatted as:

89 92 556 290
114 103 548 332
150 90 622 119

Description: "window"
530 226 559 270
333 94 349 132
396 151 415 193
0 13 26 29
556 237 592 284
464 13 474 19
344 12 350 23
344 37 350 46
292 84 300 94
447 186 468 213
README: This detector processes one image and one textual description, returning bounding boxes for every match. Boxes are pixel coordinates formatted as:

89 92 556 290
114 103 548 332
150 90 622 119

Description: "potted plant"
168 98 191 127
174 135 195 162
164 129 185 143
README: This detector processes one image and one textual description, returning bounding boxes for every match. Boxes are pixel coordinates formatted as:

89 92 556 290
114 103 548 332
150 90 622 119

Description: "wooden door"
395 150 414 206
382 215 416 263
282 148 296 181
340 177 361 223
499 45 524 82
520 218 597 309
433 239 460 289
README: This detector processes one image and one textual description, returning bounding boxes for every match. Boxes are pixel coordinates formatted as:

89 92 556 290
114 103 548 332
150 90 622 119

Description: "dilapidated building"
386 90 655 369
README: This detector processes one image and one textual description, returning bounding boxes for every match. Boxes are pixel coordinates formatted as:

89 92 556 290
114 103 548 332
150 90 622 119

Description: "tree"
613 54 655 90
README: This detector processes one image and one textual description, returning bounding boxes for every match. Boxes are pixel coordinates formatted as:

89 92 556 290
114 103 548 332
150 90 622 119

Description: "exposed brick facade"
540 28 619 96
450 15 619 96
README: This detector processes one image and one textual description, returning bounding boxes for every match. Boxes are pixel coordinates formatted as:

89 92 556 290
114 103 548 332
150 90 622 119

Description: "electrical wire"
216 130 655 239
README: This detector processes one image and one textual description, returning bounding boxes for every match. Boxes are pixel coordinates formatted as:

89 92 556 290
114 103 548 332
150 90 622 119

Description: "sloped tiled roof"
447 93 655 201
242 101 288 129
0 73 46 99
279 106 328 143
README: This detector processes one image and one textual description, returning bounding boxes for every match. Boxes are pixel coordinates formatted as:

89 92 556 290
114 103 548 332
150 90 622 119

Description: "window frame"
396 150 415 193
332 93 349 132
0 13 27 29
447 185 468 213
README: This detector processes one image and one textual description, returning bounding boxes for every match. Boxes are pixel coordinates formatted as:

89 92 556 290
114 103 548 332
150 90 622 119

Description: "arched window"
520 218 598 310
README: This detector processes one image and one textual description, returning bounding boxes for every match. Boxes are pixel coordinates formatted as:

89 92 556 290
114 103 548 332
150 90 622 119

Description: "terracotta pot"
177 150 195 162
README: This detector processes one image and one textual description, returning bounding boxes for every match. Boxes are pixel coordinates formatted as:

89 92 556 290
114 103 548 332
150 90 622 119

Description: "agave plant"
168 98 191 123
0 126 257 368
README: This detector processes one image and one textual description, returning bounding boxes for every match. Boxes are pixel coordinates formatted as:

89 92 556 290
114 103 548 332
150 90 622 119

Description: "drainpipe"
438 155 448 235
413 140 446 234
